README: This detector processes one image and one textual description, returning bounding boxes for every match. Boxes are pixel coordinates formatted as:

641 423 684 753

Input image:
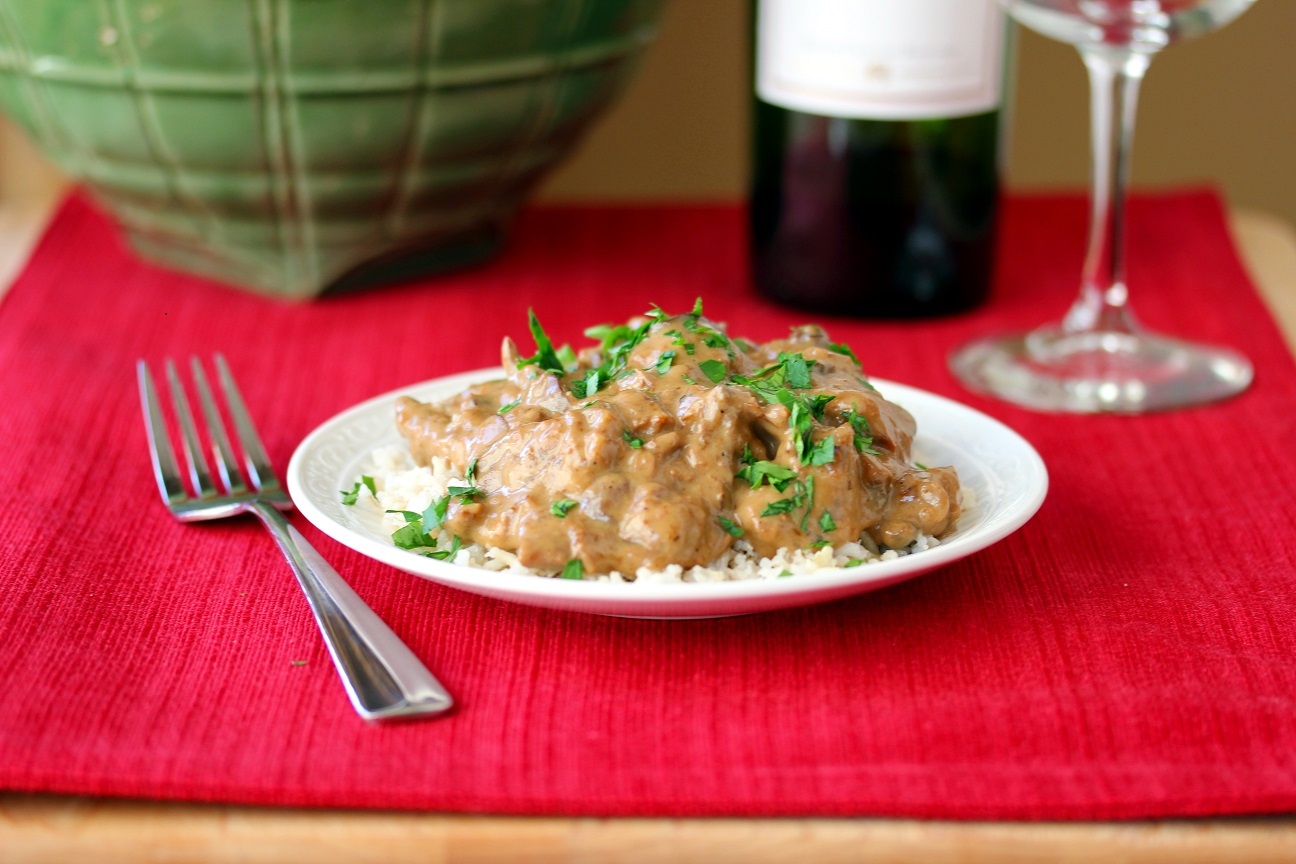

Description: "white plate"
287 368 1047 619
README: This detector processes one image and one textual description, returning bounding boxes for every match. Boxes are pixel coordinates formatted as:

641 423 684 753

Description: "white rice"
350 445 953 583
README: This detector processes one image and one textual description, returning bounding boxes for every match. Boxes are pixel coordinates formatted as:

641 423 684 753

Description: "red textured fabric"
1 190 1295 820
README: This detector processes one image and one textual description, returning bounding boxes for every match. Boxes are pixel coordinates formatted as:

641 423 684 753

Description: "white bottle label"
757 0 1006 120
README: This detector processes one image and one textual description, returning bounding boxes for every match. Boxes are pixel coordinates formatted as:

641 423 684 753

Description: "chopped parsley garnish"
762 477 818 530
806 435 835 467
845 408 880 455
516 309 567 375
819 510 837 532
680 298 734 354
735 460 797 492
915 462 928 471
446 482 481 500
827 342 862 367
653 350 676 375
623 429 644 449
733 352 816 395
561 559 584 580
845 558 865 567
761 498 797 517
698 358 727 383
570 368 602 399
556 344 578 371
551 498 578 518
497 399 520 415
419 536 461 564
422 494 451 530
782 396 817 465
799 475 816 531
686 296 705 325
339 475 376 505
387 510 435 550
388 506 461 559
580 309 659 396
444 462 484 501
717 516 744 537
731 355 836 466
779 352 815 389
423 535 462 561
701 331 731 350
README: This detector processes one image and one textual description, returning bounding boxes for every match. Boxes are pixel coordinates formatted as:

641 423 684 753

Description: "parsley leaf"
845 408 880 455
387 510 435 550
800 476 816 532
827 342 862 367
685 297 704 328
735 460 797 492
778 351 815 389
516 309 566 375
561 559 584 580
570 368 602 399
340 475 376 505
497 399 520 415
761 498 798 517
702 331 731 351
555 344 578 372
806 436 835 466
446 483 480 500
551 498 578 518
623 429 644 449
717 515 744 537
653 350 676 375
819 510 837 532
421 495 451 530
698 359 727 383
424 535 462 561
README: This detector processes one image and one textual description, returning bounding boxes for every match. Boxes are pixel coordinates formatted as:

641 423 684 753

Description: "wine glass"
950 0 1257 413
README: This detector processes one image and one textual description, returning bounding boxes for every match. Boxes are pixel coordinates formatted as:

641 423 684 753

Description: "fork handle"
249 500 455 722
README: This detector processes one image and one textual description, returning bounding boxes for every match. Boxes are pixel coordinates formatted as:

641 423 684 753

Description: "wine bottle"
750 0 1009 318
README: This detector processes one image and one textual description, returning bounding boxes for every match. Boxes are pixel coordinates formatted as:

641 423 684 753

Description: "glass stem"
1062 48 1151 336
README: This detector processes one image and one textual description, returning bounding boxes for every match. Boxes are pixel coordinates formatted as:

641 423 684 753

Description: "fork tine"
215 354 280 492
166 359 217 499
137 360 188 506
191 356 248 495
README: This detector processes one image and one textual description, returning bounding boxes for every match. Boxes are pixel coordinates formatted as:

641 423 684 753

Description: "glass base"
950 327 1253 413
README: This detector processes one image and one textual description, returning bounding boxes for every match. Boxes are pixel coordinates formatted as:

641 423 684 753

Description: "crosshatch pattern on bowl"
0 0 665 297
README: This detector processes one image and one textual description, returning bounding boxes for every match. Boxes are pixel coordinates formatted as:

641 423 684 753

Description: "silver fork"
137 355 454 722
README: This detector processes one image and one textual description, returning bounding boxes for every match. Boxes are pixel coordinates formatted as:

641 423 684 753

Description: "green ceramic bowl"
0 0 665 298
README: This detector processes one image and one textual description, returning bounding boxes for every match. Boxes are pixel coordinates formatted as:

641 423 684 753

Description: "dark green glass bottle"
750 1 1008 318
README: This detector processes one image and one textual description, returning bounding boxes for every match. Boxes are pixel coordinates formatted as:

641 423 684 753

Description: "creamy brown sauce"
395 310 959 576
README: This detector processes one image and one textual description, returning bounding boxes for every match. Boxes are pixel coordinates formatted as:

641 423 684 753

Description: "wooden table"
3 189 1295 864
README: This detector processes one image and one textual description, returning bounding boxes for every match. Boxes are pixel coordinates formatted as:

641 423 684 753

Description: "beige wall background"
537 1 1296 227
1 2 1291 226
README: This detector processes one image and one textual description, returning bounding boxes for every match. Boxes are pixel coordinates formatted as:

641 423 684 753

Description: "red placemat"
1 190 1295 820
